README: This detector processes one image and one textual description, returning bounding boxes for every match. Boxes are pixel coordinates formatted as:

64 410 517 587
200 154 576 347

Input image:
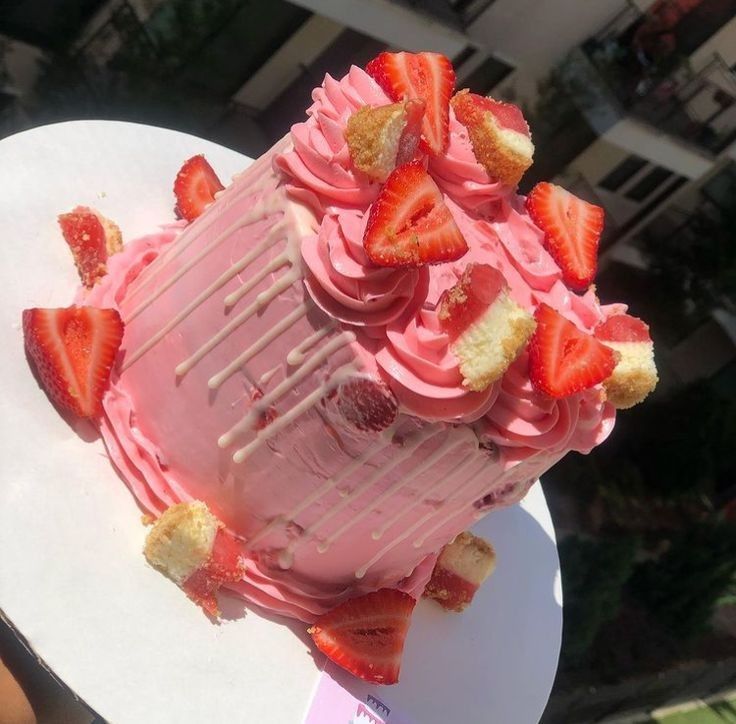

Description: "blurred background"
1 0 736 722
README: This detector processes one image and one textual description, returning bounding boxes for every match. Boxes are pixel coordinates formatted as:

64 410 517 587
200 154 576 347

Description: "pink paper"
304 664 414 724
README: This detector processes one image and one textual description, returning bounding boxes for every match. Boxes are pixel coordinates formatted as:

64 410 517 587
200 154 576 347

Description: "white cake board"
0 121 562 724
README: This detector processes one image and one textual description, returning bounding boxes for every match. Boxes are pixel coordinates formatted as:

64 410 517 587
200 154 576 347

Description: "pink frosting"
274 64 617 450
74 64 626 623
274 67 391 214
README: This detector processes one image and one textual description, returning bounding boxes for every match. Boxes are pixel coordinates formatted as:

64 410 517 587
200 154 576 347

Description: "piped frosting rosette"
275 67 392 213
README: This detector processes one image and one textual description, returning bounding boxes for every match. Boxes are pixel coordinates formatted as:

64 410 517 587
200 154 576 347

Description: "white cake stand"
0 121 562 724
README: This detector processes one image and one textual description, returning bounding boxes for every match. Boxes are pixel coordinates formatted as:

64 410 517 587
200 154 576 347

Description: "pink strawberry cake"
26 52 658 636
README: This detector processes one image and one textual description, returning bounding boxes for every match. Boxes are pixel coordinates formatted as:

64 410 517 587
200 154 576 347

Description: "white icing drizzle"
175 268 302 377
317 434 469 552
258 365 281 387
218 331 356 449
127 143 283 299
232 361 360 463
223 251 290 309
207 304 309 390
411 467 492 549
354 456 489 579
286 323 337 366
245 430 395 548
272 426 444 568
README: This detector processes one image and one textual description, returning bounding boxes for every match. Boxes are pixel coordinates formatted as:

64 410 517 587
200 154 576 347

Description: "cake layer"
84 66 618 621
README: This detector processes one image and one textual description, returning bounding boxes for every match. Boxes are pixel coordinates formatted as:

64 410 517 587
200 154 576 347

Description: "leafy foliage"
630 521 736 639
558 534 638 666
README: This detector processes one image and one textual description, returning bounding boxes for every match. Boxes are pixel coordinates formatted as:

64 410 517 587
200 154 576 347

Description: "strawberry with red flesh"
345 99 425 181
366 51 455 156
182 528 246 617
22 306 124 417
424 531 497 613
438 263 536 391
529 304 618 399
58 207 122 288
595 314 658 409
526 182 604 291
451 90 534 188
308 588 416 684
337 377 398 432
174 154 225 222
363 160 468 267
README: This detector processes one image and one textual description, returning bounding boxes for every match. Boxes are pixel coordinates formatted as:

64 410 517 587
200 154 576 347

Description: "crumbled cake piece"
595 314 658 409
424 531 497 612
144 501 220 584
144 501 246 616
439 263 536 391
451 90 533 188
345 100 424 181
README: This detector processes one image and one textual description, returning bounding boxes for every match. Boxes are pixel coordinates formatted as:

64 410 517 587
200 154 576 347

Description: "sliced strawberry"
450 90 533 188
308 588 416 684
346 100 424 181
337 377 398 432
363 160 468 267
58 207 122 288
366 51 455 156
595 314 651 343
174 155 225 222
182 528 245 617
528 304 618 398
22 306 124 417
526 182 604 291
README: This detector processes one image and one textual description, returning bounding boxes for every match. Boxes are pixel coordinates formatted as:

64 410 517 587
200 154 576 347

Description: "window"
462 54 514 95
598 155 647 192
452 45 477 69
625 166 674 202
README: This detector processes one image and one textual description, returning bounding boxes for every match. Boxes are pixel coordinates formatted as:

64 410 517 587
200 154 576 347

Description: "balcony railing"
560 0 736 155
559 46 736 155
388 0 496 30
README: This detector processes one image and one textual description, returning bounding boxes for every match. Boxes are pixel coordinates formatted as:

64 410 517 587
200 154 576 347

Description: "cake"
22 50 658 683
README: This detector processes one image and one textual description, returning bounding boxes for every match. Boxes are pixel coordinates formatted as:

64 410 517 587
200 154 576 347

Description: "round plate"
0 121 562 724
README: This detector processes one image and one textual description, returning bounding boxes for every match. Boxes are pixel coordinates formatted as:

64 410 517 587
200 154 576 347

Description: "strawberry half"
22 306 124 417
528 304 618 399
345 99 424 181
174 154 225 222
451 90 534 188
595 314 658 409
58 207 123 288
526 182 604 291
337 377 399 432
308 588 416 684
363 160 468 267
366 51 455 156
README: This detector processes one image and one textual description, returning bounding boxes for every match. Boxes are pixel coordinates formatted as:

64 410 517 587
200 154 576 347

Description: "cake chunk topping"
438 263 536 391
345 100 424 181
451 90 534 188
144 501 245 617
424 531 497 612
595 314 658 408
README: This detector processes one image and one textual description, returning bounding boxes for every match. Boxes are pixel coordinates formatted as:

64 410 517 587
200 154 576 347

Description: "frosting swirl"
302 210 426 328
275 67 390 213
374 306 498 422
